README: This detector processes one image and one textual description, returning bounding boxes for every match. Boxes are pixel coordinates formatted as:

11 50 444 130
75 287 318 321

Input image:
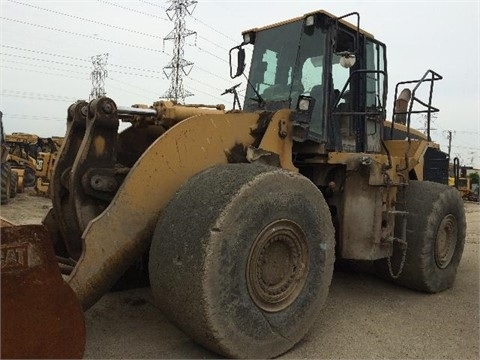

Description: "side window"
332 54 351 108
365 40 386 110
301 56 323 93
259 49 278 94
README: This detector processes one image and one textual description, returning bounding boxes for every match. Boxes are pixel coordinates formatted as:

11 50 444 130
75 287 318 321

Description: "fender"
67 111 272 309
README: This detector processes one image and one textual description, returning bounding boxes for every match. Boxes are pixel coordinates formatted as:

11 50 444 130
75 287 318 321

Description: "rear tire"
24 166 36 188
10 171 18 198
375 181 466 293
1 162 11 204
149 164 335 358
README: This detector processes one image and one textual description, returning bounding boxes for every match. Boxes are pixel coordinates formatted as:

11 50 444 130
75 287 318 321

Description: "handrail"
390 69 443 142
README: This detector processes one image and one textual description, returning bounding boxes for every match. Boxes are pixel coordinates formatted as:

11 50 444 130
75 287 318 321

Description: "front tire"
149 164 335 358
376 181 466 293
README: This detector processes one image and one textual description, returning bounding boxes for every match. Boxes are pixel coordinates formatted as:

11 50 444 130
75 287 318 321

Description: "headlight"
242 32 255 44
305 15 315 27
298 98 311 111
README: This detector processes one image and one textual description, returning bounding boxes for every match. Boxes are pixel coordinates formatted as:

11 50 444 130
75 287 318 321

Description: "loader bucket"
1 224 86 359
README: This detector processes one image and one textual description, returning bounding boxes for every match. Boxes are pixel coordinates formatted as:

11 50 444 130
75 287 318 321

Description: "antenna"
89 53 109 101
162 0 197 104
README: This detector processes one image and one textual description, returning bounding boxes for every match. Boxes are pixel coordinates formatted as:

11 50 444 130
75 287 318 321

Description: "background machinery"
4 132 38 193
1 9 466 359
1 111 17 204
34 136 63 196
450 158 479 201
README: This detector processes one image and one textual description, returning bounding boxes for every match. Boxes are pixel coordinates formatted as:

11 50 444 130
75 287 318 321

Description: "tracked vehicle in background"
1 9 465 359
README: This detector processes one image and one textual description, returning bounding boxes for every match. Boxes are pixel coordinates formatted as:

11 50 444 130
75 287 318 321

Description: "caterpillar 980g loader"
1 9 465 359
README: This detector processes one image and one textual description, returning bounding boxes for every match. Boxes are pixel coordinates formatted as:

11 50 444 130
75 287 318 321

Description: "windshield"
243 20 328 138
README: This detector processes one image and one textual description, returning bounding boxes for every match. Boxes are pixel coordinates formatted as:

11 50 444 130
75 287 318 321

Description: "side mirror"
339 53 356 68
229 45 246 79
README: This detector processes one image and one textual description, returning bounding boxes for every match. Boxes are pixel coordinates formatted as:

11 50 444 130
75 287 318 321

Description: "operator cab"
230 10 387 154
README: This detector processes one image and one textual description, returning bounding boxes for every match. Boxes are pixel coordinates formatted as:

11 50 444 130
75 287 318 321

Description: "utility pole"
444 130 455 161
447 130 452 160
162 0 197 103
89 53 109 101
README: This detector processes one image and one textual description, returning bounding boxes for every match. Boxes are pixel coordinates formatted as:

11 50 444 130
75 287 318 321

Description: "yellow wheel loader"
1 10 466 359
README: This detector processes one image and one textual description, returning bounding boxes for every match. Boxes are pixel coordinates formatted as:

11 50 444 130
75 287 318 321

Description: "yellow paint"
258 109 297 172
94 136 106 157
68 112 261 308
242 9 374 39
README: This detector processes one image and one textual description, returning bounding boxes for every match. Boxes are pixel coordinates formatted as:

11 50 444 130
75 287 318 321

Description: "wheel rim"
434 214 457 269
246 219 309 313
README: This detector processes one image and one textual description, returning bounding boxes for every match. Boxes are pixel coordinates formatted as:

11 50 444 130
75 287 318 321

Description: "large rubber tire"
149 164 335 358
376 181 466 293
10 171 18 198
1 162 12 204
23 166 36 188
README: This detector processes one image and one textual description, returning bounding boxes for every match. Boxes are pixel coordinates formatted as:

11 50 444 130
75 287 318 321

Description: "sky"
1 0 479 168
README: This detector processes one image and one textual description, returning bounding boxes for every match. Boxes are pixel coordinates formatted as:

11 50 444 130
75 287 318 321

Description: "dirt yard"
1 191 479 359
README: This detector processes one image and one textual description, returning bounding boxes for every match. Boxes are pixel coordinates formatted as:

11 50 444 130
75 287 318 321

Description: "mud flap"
1 225 85 359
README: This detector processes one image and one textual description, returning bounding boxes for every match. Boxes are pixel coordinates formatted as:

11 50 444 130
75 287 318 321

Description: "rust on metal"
246 219 309 312
1 225 85 359
50 100 88 259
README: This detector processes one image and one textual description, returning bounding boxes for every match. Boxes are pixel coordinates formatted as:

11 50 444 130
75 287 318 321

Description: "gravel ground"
1 192 479 359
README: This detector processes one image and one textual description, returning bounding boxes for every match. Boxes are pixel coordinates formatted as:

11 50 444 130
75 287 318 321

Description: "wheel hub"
246 219 309 312
434 214 457 269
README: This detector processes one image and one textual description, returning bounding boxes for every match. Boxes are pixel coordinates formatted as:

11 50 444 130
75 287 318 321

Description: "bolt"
102 102 113 114
360 156 372 166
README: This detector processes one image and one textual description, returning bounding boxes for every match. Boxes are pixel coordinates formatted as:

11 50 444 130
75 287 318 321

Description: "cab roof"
242 9 374 39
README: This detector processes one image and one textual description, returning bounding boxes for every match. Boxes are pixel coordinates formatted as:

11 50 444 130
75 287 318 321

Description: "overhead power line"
1 52 90 69
1 44 90 62
4 113 65 122
0 64 89 81
97 0 170 21
1 17 168 54
7 0 164 39
1 50 165 75
1 53 225 93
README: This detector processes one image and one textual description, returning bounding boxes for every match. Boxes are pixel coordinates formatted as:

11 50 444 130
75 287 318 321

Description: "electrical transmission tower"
162 0 197 103
89 53 109 101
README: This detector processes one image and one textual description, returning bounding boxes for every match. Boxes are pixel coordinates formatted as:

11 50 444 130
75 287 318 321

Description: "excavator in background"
1 9 466 359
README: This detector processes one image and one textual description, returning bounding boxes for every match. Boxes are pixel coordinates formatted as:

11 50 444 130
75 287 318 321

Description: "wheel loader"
1 9 466 359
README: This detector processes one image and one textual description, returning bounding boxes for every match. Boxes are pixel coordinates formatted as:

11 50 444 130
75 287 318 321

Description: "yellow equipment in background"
4 132 38 191
34 137 63 196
